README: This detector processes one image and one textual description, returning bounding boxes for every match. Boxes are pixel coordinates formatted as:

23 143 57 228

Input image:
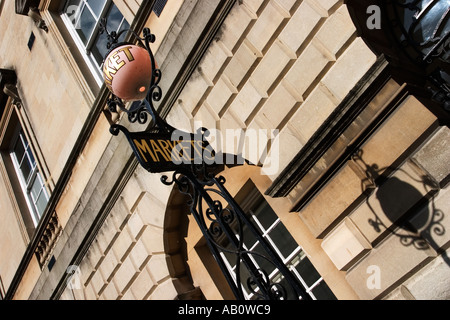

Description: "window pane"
65 0 82 26
25 145 36 167
91 4 130 66
20 155 33 183
91 31 108 66
106 4 127 32
13 137 25 163
30 172 48 217
118 17 131 34
251 201 278 231
9 123 49 226
87 0 106 18
12 132 36 183
251 243 276 276
221 228 256 270
22 147 37 183
239 220 258 249
30 174 43 200
221 237 238 269
76 6 96 45
268 222 298 259
311 280 336 300
294 256 321 287
35 189 49 217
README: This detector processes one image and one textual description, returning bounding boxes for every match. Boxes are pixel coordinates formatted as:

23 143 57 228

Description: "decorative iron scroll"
100 19 169 134
100 23 310 299
161 169 310 300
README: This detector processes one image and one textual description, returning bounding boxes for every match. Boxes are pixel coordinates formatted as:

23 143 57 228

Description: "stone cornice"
266 56 390 203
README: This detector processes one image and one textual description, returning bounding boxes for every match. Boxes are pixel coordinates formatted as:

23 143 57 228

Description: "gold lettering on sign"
150 140 170 162
103 46 135 88
118 46 135 62
132 137 213 165
158 139 179 162
133 139 157 163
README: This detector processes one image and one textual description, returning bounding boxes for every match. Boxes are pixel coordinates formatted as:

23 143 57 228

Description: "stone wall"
60 167 181 300
316 98 450 299
0 0 93 296
0 0 92 183
166 0 376 179
60 0 379 300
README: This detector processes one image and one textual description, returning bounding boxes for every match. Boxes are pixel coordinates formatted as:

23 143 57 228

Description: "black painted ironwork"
101 24 310 300
346 0 450 119
384 0 450 110
384 0 449 64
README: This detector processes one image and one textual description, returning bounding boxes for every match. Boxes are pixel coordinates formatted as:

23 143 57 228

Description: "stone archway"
163 184 204 300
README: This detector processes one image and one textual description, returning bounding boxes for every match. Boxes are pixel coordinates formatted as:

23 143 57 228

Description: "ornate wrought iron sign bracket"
100 23 310 300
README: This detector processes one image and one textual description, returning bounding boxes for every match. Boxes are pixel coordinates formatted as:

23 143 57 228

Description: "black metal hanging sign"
132 131 214 172
114 125 216 173
102 24 311 300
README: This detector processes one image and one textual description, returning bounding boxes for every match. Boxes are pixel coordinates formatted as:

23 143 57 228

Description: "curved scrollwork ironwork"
347 0 450 114
100 21 174 135
102 25 310 300
161 167 310 300
247 269 287 300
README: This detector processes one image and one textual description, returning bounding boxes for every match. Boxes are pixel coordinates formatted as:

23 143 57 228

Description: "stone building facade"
0 0 449 300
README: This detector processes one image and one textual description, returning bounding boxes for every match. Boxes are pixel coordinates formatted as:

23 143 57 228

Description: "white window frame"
61 0 130 85
220 192 334 300
10 129 49 227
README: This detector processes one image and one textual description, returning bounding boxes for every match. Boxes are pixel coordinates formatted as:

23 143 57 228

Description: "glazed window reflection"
62 0 130 80
10 129 49 226
221 189 336 300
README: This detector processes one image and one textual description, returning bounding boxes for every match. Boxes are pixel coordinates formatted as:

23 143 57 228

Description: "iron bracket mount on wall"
101 24 311 300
